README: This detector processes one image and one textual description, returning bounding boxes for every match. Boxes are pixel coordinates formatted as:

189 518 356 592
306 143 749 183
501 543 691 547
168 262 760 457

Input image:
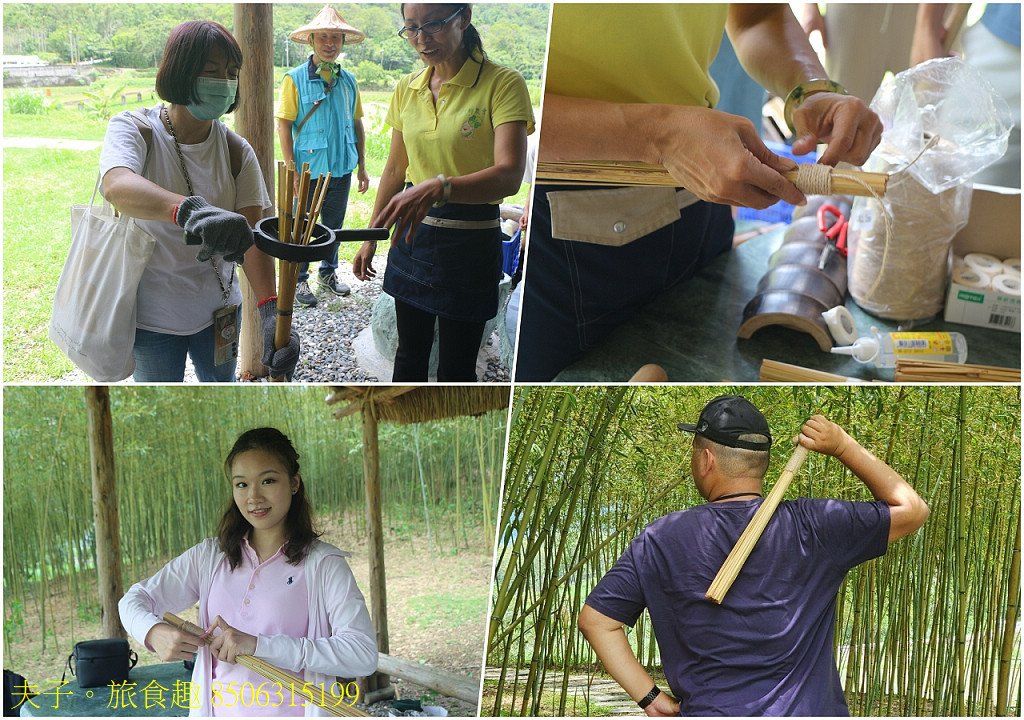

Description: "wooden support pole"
233 3 274 379
361 400 390 692
84 387 125 639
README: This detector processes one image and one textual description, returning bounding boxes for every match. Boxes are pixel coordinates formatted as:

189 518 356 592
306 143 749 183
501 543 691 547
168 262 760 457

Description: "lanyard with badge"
162 105 239 367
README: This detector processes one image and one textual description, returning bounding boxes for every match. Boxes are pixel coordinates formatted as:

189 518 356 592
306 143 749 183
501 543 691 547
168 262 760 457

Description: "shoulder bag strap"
224 129 243 179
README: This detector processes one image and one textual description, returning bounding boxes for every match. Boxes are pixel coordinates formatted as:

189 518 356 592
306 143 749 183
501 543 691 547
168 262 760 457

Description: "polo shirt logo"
460 109 485 138
287 576 294 585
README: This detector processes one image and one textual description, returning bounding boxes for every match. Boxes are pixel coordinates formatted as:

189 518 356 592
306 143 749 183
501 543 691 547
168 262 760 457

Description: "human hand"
796 414 854 459
258 299 300 380
371 178 443 247
644 692 680 717
357 167 370 194
352 242 377 281
175 196 253 264
656 107 805 209
790 93 883 167
203 615 257 664
145 622 201 662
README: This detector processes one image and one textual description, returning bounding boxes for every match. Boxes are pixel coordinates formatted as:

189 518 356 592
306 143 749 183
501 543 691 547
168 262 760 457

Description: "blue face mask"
186 77 238 121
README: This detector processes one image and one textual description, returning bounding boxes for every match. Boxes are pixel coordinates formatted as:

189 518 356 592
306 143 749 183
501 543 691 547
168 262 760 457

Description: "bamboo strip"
759 359 857 383
536 160 889 197
706 443 811 604
162 612 366 717
894 360 1020 383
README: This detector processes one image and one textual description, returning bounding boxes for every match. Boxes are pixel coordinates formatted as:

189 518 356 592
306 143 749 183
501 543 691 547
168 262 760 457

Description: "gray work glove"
258 299 300 380
175 196 253 264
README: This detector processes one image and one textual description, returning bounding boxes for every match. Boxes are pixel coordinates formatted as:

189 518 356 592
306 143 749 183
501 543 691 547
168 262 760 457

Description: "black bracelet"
638 685 661 709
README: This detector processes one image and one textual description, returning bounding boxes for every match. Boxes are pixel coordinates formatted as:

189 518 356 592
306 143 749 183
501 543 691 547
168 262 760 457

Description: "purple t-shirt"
586 498 890 716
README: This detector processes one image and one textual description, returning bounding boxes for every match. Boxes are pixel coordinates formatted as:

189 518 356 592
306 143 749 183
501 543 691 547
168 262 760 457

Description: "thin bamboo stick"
162 612 366 717
536 160 889 197
894 359 1020 383
706 443 811 604
759 359 858 383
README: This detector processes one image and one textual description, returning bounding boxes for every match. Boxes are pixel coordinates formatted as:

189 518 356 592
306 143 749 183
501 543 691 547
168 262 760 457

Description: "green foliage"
352 60 395 92
4 600 25 652
81 83 126 120
3 3 549 82
4 91 47 114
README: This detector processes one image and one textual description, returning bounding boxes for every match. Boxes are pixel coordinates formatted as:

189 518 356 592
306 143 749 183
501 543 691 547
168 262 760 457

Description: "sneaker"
319 272 351 297
295 280 318 307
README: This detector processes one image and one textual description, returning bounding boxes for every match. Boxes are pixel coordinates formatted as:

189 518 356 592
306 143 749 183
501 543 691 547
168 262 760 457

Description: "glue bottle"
829 327 968 368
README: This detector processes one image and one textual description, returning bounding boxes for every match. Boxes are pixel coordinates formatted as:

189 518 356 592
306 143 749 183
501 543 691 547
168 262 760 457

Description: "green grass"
405 592 484 630
3 109 110 140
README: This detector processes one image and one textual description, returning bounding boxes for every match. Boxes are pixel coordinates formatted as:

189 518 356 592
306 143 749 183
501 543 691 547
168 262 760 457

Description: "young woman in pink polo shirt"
119 428 377 716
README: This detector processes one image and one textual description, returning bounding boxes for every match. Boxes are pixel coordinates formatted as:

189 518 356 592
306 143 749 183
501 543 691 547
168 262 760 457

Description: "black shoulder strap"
224 129 244 179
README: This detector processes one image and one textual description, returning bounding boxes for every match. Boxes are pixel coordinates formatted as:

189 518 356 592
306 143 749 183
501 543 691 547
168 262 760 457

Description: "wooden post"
361 400 390 692
84 387 125 639
233 3 275 379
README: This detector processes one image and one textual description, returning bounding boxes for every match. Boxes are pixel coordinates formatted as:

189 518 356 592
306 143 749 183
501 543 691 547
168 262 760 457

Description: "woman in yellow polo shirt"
352 3 533 382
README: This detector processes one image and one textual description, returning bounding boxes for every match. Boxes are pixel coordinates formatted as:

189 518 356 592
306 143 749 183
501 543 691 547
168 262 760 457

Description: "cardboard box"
944 185 1021 333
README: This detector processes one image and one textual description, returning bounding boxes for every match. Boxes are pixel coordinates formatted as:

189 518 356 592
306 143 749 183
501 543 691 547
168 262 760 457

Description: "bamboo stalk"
162 612 366 717
706 443 811 604
536 160 889 197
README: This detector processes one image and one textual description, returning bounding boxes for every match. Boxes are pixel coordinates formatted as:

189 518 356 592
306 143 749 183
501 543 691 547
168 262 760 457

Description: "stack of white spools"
951 253 1022 297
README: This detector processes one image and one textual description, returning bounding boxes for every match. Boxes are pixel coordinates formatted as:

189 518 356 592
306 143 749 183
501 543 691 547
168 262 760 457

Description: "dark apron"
383 200 502 323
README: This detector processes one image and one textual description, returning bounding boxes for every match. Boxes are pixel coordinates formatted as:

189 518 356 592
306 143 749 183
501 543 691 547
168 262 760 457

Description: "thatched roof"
326 386 510 424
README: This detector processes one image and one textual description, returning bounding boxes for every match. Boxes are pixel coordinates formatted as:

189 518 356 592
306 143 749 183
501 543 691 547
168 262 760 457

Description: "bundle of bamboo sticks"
894 359 1021 383
274 161 332 356
705 444 810 604
536 159 889 197
163 612 366 717
759 359 859 383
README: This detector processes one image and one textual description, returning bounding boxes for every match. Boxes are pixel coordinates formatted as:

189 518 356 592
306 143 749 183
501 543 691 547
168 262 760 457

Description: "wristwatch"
783 78 847 134
637 685 661 710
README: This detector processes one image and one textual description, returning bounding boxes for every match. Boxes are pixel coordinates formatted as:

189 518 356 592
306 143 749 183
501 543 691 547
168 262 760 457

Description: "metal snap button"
613 221 627 233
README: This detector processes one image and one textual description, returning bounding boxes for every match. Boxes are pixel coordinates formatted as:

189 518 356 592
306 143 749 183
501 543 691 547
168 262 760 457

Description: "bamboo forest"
3 385 506 698
486 385 1021 717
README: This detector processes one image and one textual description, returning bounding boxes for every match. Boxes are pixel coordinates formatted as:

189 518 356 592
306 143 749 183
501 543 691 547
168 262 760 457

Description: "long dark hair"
217 428 320 570
401 4 486 61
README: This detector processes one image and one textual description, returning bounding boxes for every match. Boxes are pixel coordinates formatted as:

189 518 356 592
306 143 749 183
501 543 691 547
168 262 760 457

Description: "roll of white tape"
964 252 1004 274
952 266 992 290
992 273 1022 297
1002 258 1021 275
821 306 859 346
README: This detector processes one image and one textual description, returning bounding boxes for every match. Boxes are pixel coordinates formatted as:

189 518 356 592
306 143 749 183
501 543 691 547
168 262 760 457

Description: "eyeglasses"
398 8 463 39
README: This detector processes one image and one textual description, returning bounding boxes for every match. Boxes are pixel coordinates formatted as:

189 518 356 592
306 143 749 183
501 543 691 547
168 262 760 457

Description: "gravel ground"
57 256 511 384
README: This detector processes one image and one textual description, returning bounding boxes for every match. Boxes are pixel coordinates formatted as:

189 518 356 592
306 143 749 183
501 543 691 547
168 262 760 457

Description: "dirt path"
3 518 491 716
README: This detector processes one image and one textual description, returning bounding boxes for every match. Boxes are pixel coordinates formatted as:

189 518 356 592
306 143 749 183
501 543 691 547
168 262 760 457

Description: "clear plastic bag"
847 58 1012 320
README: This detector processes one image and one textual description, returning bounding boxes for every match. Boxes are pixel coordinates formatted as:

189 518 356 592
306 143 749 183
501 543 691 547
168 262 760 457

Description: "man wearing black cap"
579 395 929 717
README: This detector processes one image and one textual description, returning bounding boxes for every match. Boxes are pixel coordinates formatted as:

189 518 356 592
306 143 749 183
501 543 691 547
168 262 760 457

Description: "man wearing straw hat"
579 395 929 716
277 6 370 307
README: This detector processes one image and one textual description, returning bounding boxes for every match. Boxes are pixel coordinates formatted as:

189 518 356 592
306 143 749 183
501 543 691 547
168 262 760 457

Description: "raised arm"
578 604 679 717
797 415 930 542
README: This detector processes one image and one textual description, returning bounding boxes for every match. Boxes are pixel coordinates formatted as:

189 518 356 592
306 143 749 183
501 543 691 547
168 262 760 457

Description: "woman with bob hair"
352 3 534 382
100 21 299 382
119 427 377 717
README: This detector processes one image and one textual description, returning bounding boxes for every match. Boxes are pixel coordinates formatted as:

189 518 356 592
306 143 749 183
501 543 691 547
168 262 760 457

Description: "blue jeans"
132 308 241 382
515 186 734 381
298 173 352 282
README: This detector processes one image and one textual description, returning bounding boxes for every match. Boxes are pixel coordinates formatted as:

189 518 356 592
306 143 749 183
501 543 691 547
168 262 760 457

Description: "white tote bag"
48 177 155 382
